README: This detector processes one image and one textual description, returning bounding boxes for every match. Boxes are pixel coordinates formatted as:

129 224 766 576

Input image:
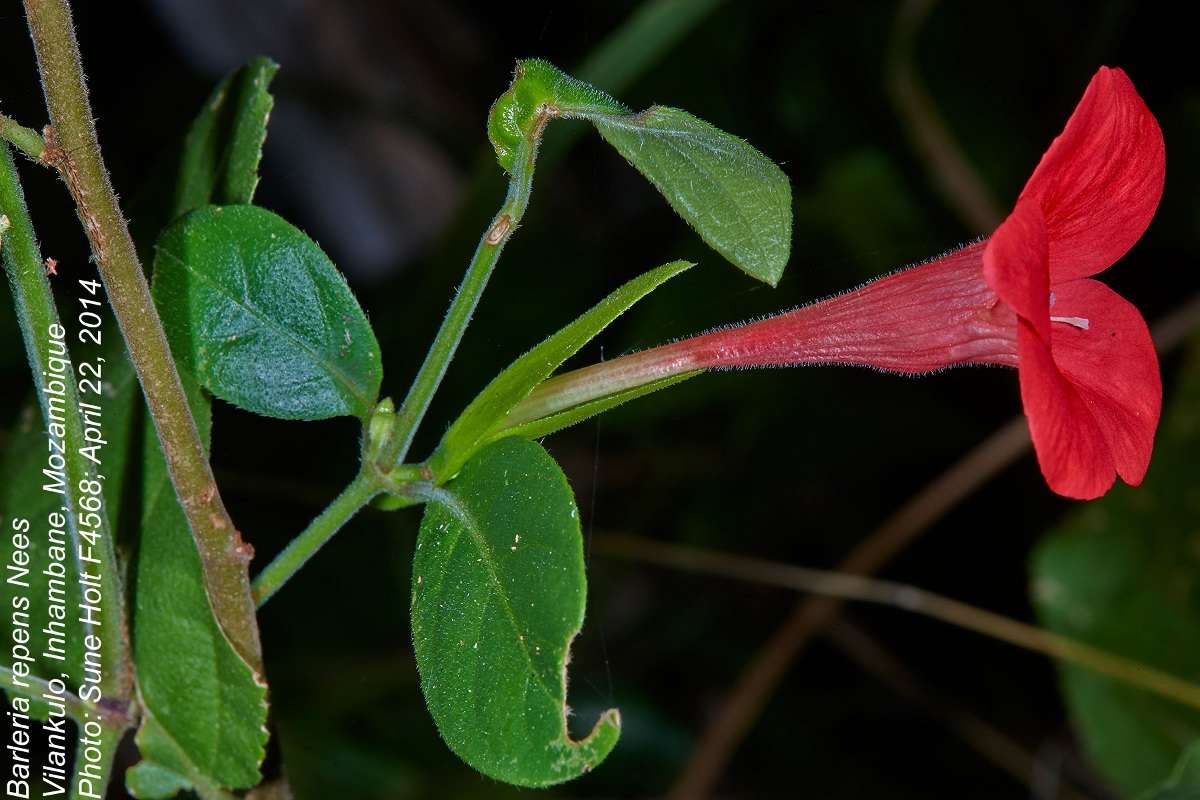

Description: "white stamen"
1050 315 1090 330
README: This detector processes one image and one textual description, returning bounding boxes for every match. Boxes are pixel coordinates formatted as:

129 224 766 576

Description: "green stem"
68 722 123 800
252 473 381 606
0 144 131 699
376 118 545 472
23 0 262 670
0 112 44 160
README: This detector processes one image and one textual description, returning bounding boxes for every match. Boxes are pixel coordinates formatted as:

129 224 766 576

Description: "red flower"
981 67 1164 498
512 67 1164 500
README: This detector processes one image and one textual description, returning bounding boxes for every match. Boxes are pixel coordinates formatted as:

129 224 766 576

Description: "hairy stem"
376 113 548 473
252 473 381 606
252 461 437 605
598 533 1200 713
0 113 45 160
1 145 131 700
23 0 262 669
68 723 123 800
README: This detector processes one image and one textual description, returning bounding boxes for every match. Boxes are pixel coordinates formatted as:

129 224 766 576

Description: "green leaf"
154 205 382 420
428 260 692 480
1032 342 1200 797
413 438 620 787
174 56 278 216
592 106 792 285
130 366 268 793
1144 742 1200 800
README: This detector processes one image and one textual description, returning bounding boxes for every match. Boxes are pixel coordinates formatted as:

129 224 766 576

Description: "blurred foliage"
1146 743 1200 800
2 0 1199 798
1033 341 1200 797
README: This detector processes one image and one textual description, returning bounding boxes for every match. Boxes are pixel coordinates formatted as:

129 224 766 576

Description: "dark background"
2 1 1197 797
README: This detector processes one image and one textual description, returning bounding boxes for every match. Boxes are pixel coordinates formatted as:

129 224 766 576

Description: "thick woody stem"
23 0 262 670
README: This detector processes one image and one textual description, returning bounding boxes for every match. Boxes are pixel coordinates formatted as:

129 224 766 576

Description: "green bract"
495 370 698 443
154 206 382 421
428 260 693 481
413 438 620 786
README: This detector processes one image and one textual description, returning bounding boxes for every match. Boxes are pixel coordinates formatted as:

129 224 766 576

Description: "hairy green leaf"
592 106 792 285
428 260 691 480
174 56 278 216
154 205 382 420
413 438 620 786
1032 342 1200 797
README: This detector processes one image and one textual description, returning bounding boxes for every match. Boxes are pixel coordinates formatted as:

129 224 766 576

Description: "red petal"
983 199 1051 340
1017 321 1116 499
1047 278 1160 486
1018 67 1165 282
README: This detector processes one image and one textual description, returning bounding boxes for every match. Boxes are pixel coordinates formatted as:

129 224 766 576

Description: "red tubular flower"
514 67 1164 500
